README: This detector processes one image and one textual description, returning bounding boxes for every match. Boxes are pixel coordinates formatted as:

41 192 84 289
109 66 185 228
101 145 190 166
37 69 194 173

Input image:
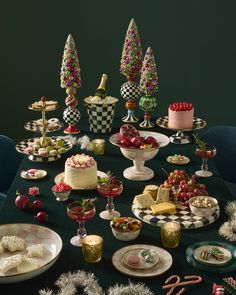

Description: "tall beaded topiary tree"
139 47 159 128
120 18 143 123
60 34 81 134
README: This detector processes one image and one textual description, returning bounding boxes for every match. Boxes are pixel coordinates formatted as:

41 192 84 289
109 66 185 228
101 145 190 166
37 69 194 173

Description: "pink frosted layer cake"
64 154 97 188
168 102 194 129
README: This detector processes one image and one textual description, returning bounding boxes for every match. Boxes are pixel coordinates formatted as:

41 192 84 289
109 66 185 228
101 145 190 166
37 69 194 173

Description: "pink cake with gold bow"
64 154 97 189
168 102 194 129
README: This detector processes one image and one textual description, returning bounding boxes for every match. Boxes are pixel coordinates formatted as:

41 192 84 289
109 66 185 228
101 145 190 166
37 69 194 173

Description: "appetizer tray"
132 202 220 229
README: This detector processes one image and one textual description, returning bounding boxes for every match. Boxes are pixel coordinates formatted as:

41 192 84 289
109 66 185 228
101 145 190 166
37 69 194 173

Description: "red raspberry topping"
169 102 193 111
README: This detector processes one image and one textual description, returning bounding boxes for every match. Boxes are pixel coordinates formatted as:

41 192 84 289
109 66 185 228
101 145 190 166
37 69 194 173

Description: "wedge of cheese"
150 202 176 215
133 193 156 209
156 187 170 203
143 185 159 201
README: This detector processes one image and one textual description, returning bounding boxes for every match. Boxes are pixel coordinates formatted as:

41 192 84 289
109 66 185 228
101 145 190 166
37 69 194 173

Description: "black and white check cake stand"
16 137 73 162
24 120 63 133
132 203 220 229
156 116 206 144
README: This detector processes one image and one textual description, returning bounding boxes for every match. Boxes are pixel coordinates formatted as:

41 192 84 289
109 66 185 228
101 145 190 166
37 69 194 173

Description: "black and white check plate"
132 203 220 229
24 120 63 133
156 116 206 131
16 137 73 162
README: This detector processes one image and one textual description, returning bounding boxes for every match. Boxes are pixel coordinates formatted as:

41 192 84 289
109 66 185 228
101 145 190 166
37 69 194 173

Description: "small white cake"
64 154 97 189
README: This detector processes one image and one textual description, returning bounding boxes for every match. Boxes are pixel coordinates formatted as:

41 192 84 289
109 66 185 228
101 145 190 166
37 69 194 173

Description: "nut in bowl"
110 217 142 241
189 196 218 217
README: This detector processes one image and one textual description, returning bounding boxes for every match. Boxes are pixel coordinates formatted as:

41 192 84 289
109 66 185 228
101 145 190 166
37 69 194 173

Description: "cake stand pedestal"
156 116 206 144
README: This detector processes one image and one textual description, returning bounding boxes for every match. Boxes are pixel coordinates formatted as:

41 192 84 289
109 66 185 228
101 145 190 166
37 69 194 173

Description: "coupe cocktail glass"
195 145 217 177
67 200 96 247
98 179 123 220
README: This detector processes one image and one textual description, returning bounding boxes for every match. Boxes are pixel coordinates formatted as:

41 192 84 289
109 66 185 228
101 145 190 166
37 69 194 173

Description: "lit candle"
82 235 103 263
161 222 181 248
92 139 105 155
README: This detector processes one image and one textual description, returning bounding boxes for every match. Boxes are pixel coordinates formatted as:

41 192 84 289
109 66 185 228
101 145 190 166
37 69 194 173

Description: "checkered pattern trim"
156 116 206 131
120 81 141 101
132 203 220 229
63 107 81 124
86 104 116 133
16 137 73 162
24 120 63 133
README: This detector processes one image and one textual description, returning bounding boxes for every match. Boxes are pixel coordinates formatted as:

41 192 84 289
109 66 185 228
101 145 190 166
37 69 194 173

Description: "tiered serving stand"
16 100 73 162
156 116 206 144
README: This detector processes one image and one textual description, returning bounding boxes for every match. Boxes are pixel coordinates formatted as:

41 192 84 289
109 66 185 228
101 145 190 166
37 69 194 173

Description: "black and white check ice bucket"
84 98 118 133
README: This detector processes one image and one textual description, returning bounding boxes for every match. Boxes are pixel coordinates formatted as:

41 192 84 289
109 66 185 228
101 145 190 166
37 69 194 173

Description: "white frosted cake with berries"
64 154 97 189
168 102 194 129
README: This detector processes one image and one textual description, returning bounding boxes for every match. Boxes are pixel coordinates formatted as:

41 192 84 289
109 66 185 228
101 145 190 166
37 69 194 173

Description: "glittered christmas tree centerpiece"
120 18 143 123
139 47 159 128
60 34 81 134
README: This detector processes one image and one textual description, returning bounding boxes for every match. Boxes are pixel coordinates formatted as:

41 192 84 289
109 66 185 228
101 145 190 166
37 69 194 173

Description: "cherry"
34 211 48 223
32 200 43 210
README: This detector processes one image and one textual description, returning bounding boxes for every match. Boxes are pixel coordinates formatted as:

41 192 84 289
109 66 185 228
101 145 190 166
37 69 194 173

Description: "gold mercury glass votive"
92 139 105 155
161 221 181 248
82 235 103 263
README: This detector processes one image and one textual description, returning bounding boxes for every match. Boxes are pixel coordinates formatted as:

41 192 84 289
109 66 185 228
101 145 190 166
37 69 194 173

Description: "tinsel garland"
219 201 236 241
39 270 154 295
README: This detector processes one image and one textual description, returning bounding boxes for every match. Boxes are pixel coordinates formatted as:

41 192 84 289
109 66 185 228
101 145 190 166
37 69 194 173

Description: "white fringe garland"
219 201 236 241
39 270 154 295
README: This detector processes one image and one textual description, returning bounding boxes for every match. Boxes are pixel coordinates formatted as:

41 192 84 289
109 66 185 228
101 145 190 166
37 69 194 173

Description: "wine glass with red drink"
67 200 96 247
98 175 123 220
195 144 217 177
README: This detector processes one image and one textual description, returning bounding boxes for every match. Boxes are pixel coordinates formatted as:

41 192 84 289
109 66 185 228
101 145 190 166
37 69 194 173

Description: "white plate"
20 169 47 180
0 223 62 284
122 248 159 270
112 244 172 277
194 245 232 266
166 155 190 165
54 170 107 190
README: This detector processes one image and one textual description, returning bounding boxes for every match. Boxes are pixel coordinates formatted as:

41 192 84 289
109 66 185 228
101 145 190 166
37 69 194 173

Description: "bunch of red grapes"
160 169 208 205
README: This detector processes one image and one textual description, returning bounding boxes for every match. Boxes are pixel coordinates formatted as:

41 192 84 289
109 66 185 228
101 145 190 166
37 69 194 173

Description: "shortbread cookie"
0 254 23 273
1 236 26 252
26 244 45 258
17 256 38 273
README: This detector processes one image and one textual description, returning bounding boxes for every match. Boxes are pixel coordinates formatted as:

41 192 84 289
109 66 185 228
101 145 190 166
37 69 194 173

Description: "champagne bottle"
94 74 108 99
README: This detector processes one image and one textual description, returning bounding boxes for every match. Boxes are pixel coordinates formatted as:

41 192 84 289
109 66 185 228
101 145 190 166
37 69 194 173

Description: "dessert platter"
54 153 107 190
166 154 190 165
24 119 63 133
112 244 173 277
132 201 220 229
20 169 47 180
156 116 206 144
28 100 59 111
16 136 73 162
109 124 169 181
0 223 62 283
54 170 107 190
186 241 236 273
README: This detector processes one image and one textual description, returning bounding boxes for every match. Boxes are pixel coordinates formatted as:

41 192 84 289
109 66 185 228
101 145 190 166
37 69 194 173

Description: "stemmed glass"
171 185 181 204
195 144 217 177
67 200 96 247
98 178 123 220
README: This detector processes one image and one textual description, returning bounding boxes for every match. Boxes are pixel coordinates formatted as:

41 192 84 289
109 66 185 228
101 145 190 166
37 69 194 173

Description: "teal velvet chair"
0 135 23 208
201 125 236 197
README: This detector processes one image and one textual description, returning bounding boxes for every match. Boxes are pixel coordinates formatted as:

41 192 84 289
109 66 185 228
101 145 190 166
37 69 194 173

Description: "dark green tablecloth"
0 118 234 294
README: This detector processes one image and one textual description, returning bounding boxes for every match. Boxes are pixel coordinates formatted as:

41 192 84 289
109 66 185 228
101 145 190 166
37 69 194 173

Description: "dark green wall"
0 0 235 140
